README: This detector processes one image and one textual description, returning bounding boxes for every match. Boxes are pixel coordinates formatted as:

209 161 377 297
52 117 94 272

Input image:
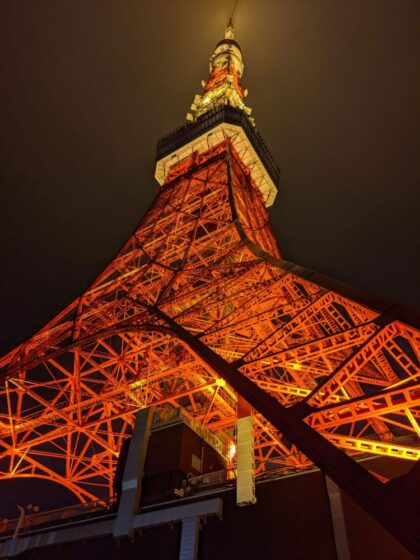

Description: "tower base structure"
0 410 415 559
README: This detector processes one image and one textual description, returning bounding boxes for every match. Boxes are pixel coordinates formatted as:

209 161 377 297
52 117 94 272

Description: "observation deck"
155 106 280 207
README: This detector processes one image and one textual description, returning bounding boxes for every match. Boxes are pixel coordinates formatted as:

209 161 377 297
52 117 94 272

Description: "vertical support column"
325 476 350 560
113 407 154 538
179 516 200 560
236 397 256 506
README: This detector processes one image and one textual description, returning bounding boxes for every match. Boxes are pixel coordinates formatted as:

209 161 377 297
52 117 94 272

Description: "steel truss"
0 140 419 553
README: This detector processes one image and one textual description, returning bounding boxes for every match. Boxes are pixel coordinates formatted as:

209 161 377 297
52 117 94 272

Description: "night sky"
0 0 419 359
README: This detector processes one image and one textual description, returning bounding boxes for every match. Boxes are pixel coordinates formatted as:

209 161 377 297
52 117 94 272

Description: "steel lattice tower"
1 21 419 554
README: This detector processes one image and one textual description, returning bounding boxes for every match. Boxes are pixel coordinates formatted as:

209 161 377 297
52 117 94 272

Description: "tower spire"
225 17 234 39
186 21 253 123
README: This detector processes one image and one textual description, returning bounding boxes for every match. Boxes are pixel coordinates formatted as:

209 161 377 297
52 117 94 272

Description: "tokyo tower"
0 20 419 554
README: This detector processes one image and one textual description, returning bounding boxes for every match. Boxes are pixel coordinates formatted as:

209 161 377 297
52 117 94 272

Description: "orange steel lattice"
0 21 419 554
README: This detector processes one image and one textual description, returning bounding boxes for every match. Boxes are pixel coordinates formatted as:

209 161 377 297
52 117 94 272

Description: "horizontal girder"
0 140 419 554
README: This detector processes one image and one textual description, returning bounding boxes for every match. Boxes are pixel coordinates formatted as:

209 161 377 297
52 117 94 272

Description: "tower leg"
325 476 350 560
113 407 154 538
236 397 256 506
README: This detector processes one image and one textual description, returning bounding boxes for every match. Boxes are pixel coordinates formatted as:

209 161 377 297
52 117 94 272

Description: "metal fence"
156 106 280 186
152 408 227 458
0 497 116 539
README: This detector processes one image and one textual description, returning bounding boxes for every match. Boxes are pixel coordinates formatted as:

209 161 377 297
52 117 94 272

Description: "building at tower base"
0 410 415 560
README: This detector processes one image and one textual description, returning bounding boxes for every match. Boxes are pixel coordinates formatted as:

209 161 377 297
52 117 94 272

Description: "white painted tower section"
236 415 256 506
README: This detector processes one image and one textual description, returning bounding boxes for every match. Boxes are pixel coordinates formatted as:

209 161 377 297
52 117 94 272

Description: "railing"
0 497 116 538
176 461 314 498
156 106 280 187
152 408 227 459
175 469 234 497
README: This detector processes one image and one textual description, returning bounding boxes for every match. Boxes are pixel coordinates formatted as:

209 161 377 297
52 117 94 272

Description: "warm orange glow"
0 139 418 504
0 23 418 509
228 442 237 462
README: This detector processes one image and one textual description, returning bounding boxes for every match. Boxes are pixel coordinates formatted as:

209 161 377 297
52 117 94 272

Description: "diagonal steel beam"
152 306 420 557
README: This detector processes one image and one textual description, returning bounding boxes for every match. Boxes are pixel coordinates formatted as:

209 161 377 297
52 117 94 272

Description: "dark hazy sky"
0 0 419 357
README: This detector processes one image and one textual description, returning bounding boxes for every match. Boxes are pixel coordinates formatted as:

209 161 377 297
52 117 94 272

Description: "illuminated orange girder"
0 138 418 513
0 11 418 550
2 110 420 560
